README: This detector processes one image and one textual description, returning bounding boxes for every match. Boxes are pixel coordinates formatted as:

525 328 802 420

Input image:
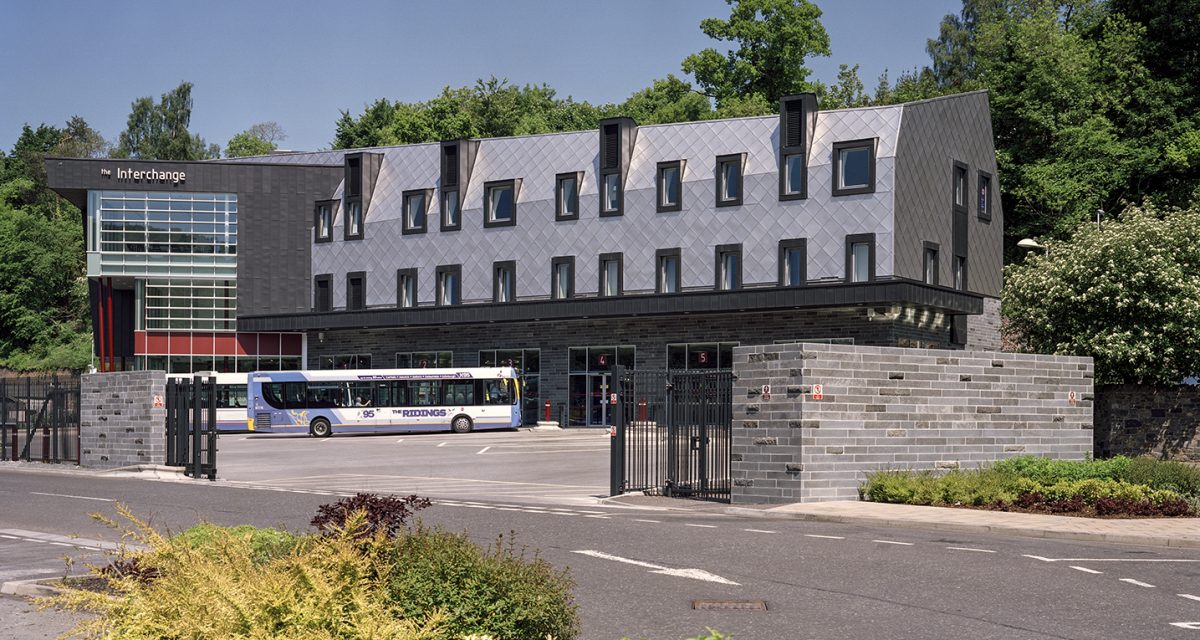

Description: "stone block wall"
966 296 1001 352
1094 384 1200 461
731 343 1094 504
80 371 167 469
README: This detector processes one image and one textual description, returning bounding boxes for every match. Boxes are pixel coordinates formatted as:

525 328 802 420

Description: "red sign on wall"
811 384 824 401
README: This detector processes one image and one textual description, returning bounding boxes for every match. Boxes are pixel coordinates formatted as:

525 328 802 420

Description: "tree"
818 64 869 109
114 82 219 160
226 122 287 158
614 75 713 125
1003 204 1200 385
681 0 830 109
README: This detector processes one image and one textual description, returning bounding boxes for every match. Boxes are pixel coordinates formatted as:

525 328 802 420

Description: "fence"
0 374 81 464
165 375 218 480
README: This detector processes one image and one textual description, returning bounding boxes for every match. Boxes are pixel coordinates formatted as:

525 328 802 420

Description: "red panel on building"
134 331 147 353
191 333 215 355
213 333 239 356
236 333 257 356
259 333 281 356
280 333 304 356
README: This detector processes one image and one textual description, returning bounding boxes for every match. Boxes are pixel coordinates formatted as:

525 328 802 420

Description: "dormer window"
314 202 333 243
484 180 517 228
344 199 362 240
598 118 635 217
832 139 876 196
778 94 814 200
657 161 684 213
441 189 460 230
556 172 581 221
403 189 429 235
715 154 744 207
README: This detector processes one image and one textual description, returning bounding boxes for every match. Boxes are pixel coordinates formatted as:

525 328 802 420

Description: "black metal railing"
165 375 218 480
0 374 81 464
610 367 733 503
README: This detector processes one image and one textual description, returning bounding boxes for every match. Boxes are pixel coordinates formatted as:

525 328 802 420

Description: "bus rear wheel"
451 415 473 434
310 418 332 438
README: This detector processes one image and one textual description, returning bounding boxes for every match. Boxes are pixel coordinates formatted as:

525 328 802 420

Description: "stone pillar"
80 371 167 469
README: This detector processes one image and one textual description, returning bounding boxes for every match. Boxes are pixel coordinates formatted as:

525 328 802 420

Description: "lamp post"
1017 238 1046 252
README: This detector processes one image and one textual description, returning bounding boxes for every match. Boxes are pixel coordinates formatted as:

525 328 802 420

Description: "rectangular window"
656 248 681 294
484 180 517 228
667 342 738 370
953 162 968 212
954 255 967 290
845 234 875 283
715 154 743 207
657 161 683 212
396 351 452 368
441 189 461 231
977 171 992 222
715 243 742 290
493 260 516 303
601 172 621 216
314 202 333 243
782 154 805 197
396 268 417 308
344 199 363 240
436 264 461 306
555 172 581 221
923 243 939 286
314 274 331 312
551 256 574 300
403 189 428 235
778 238 806 287
346 272 365 310
832 139 876 196
599 252 623 297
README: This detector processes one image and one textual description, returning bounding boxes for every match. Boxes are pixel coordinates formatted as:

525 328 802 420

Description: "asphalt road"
2 465 1199 640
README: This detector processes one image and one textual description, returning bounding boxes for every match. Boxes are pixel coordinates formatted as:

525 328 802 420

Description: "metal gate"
165 375 218 480
609 366 733 502
0 375 81 464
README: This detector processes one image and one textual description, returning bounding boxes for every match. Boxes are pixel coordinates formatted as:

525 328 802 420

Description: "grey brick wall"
730 343 1093 504
80 371 167 469
1094 384 1200 461
966 296 1001 352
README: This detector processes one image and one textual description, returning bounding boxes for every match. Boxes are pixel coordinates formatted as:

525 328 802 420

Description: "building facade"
49 91 1003 426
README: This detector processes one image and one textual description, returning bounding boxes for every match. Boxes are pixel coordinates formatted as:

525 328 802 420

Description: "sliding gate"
165 375 218 480
0 375 81 464
609 366 733 502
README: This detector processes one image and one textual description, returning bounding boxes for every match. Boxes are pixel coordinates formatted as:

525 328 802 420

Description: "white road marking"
1023 555 1054 562
1070 566 1103 574
1170 622 1200 630
572 549 740 585
477 446 491 454
30 492 114 502
395 439 404 444
686 524 718 529
584 515 610 519
805 534 845 540
873 539 914 546
743 529 777 534
947 546 996 553
436 442 447 447
50 542 72 547
634 519 662 524
1179 594 1200 603
1025 556 1197 563
1120 578 1156 588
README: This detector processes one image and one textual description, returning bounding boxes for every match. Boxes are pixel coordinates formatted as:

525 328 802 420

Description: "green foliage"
1002 204 1200 384
681 0 830 109
1117 457 1200 499
176 523 300 563
386 526 579 640
991 455 1133 483
113 82 219 160
225 132 275 158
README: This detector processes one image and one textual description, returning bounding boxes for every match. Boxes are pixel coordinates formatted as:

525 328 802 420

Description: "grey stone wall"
1094 384 1200 461
80 371 167 469
966 296 1001 352
731 343 1094 504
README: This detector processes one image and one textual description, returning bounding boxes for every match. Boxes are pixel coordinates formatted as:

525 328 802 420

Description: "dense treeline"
2 0 1197 372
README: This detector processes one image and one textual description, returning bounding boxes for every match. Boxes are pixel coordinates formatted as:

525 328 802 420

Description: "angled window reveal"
954 255 967 291
714 243 742 290
314 201 334 243
556 172 582 221
977 170 992 222
832 139 876 197
599 252 623 297
657 161 684 213
845 233 876 283
493 260 516 303
953 161 968 213
656 248 682 294
923 242 940 286
441 189 461 231
314 274 332 312
778 238 807 287
344 198 363 240
396 268 417 308
778 94 813 200
715 154 744 207
601 173 621 216
484 180 517 228
551 256 575 300
403 189 430 235
346 271 366 311
436 264 462 306
598 118 635 217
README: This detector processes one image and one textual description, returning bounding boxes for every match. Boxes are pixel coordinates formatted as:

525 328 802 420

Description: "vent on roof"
443 145 459 186
784 99 804 148
602 124 619 169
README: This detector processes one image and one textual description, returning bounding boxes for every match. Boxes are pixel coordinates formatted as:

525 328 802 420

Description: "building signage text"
100 167 187 185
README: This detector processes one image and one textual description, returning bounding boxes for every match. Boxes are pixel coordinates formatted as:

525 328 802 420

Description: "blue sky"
0 0 959 153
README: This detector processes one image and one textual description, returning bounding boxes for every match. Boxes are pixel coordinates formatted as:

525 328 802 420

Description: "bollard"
544 400 551 422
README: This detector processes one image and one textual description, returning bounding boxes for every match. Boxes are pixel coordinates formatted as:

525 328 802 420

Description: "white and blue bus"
246 368 521 437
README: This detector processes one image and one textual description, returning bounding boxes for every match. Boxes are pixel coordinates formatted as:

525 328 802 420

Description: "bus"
179 372 250 432
246 368 521 437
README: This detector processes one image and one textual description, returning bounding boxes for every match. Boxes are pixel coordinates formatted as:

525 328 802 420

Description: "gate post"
609 365 626 496
205 374 217 480
165 378 177 466
190 376 202 478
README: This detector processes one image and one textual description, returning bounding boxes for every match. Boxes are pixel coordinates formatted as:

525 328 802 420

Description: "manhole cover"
692 600 768 611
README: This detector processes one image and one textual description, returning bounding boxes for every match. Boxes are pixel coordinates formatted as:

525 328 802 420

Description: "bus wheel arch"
451 414 474 434
310 417 333 438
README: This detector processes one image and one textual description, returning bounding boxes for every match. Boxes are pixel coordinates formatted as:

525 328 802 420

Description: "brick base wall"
80 371 167 469
730 344 1094 504
966 296 1001 351
1094 384 1200 461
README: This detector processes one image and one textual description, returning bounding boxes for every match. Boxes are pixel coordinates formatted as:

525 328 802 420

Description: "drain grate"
692 600 768 611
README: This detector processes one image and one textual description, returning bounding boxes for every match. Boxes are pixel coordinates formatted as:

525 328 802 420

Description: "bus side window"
264 383 285 409
283 382 306 409
483 379 509 405
443 381 473 405
230 385 247 408
374 382 391 407
393 381 408 407
411 381 440 406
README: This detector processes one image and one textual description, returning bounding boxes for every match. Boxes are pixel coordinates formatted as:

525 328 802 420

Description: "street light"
1017 238 1046 251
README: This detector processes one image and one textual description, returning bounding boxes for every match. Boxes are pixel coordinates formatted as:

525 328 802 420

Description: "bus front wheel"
310 418 332 438
451 415 473 434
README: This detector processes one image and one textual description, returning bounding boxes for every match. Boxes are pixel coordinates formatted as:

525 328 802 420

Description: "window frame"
402 188 431 235
832 139 877 197
715 154 744 208
440 188 461 232
314 274 332 312
550 256 575 300
599 171 622 217
977 170 993 222
656 247 682 294
953 161 969 214
492 260 516 304
953 255 968 291
778 238 807 287
555 172 582 221
714 243 743 291
656 160 685 213
396 268 417 308
598 252 624 297
780 152 807 201
923 241 940 286
346 271 366 311
343 197 363 241
435 264 462 306
314 200 335 244
845 233 876 283
483 179 518 229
